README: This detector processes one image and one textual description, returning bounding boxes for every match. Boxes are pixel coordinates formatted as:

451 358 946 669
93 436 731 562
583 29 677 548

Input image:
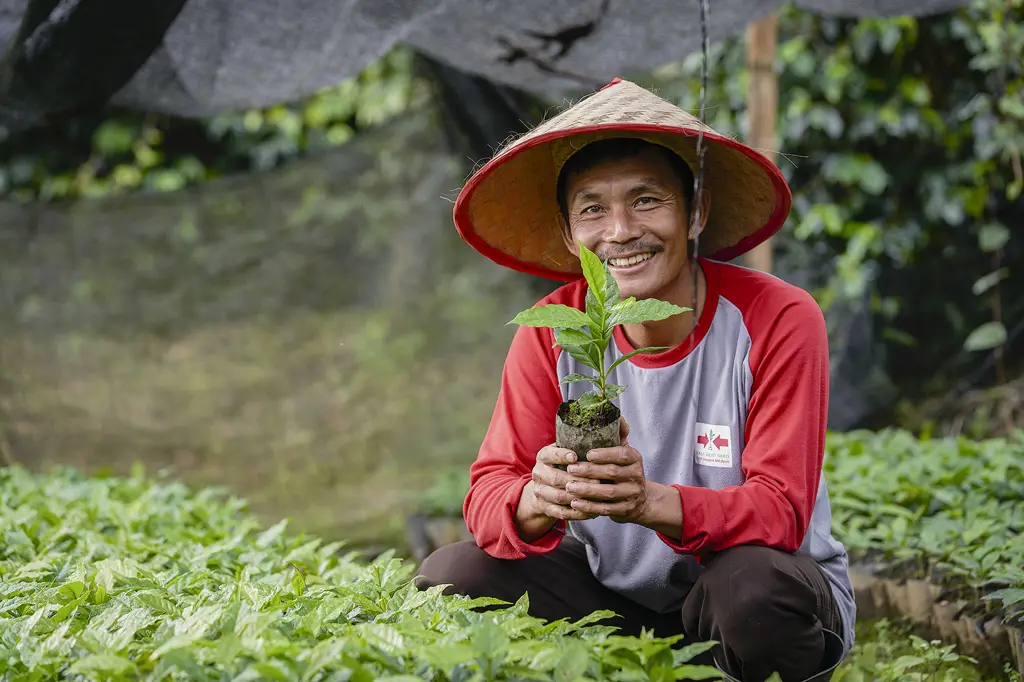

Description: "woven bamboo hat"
452 78 792 281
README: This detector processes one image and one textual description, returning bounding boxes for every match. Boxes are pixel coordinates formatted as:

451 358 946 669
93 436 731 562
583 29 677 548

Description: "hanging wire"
690 0 710 336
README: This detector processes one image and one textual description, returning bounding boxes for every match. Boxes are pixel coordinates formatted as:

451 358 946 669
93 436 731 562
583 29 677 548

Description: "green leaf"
554 640 591 682
972 268 1009 296
986 588 1024 606
69 654 138 677
566 609 620 630
509 304 593 329
457 596 512 609
554 328 596 349
134 591 178 615
673 640 719 664
257 518 289 547
604 384 626 400
978 223 1010 252
607 346 671 373
57 581 88 601
579 242 607 308
672 665 724 680
603 259 621 307
998 92 1024 120
471 619 510 657
530 647 564 672
577 392 602 409
891 654 926 672
246 661 295 681
964 321 1007 351
586 286 605 332
608 299 690 327
291 567 306 597
560 373 599 387
417 642 478 670
1009 179 1023 202
561 344 601 373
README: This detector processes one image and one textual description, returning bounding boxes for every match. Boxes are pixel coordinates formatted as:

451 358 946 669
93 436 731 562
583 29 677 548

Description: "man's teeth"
609 253 653 267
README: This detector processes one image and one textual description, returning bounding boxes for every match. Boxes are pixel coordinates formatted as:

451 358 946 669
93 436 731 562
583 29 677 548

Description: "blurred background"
0 0 1021 556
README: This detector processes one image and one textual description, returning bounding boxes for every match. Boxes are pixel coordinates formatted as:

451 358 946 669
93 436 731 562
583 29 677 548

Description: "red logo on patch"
697 430 729 449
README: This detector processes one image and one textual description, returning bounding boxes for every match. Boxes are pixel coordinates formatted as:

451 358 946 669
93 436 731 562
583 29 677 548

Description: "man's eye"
581 205 601 214
636 196 657 205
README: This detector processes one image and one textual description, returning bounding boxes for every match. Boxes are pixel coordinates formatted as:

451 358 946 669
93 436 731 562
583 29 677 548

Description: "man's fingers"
533 482 575 507
532 481 598 521
570 498 635 517
537 445 579 467
533 462 586 491
573 446 638 467
565 481 636 501
540 500 595 521
564 461 635 482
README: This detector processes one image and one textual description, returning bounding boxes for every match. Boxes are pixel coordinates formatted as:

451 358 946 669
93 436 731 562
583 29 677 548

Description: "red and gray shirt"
463 258 856 653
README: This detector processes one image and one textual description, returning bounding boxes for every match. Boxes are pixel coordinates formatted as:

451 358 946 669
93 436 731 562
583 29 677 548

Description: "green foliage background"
0 49 425 202
2 2 1021 418
645 0 1024 410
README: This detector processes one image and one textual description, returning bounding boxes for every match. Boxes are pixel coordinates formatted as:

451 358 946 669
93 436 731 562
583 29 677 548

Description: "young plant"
509 242 690 431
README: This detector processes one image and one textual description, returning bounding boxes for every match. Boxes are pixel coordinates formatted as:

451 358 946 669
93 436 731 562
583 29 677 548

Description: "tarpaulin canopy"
0 0 971 128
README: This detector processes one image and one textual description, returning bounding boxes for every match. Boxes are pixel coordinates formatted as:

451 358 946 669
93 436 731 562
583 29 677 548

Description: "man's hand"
514 444 597 541
563 417 651 524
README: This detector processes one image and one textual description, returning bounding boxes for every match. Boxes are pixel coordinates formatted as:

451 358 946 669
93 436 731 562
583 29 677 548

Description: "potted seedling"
509 242 690 460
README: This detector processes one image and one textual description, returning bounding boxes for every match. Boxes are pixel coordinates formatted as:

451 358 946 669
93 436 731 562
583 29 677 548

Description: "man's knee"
698 546 820 649
414 540 497 597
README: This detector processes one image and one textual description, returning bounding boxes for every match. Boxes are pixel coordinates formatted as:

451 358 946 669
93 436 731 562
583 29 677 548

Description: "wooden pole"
743 12 779 274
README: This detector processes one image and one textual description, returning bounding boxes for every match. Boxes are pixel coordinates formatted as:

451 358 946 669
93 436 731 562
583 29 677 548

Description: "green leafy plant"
0 47 424 202
0 465 731 681
416 466 471 518
508 242 689 429
651 0 1024 404
833 618 1007 682
824 429 1024 629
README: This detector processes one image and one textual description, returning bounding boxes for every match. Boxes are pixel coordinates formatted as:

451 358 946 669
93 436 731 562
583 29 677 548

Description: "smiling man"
416 78 856 682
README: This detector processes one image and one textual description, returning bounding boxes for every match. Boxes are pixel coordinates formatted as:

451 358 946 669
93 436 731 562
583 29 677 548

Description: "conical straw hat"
452 78 792 281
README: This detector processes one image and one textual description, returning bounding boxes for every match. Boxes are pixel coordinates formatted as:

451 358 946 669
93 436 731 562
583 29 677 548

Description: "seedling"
509 242 689 458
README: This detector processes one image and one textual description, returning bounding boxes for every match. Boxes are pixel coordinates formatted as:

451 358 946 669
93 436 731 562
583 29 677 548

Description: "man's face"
559 147 699 301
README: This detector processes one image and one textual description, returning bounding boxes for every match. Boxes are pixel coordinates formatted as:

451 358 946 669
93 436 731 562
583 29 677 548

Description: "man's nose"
606 207 643 242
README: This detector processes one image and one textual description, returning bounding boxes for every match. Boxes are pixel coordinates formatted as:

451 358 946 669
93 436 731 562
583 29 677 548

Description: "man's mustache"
598 242 665 260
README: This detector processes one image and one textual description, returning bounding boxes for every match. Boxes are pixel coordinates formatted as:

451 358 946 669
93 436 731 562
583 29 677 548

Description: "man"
417 78 856 682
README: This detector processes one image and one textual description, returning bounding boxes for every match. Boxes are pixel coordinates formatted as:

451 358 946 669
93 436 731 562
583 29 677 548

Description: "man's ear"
558 212 579 257
687 188 712 241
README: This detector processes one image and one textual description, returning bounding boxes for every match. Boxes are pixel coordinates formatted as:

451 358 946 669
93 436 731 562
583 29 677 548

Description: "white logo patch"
695 422 733 468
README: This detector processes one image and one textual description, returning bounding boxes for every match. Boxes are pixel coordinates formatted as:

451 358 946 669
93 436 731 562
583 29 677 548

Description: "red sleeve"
656 286 829 559
462 319 567 559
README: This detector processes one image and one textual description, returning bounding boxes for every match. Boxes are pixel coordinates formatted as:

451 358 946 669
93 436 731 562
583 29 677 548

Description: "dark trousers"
415 537 845 682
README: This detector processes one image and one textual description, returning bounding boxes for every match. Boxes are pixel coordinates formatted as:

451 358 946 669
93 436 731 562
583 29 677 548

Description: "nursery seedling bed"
849 560 1023 678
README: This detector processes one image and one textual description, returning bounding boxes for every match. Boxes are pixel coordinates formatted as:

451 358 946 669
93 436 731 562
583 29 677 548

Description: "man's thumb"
619 416 630 443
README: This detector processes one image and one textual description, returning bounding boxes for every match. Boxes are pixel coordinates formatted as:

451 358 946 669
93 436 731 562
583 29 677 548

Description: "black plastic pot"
712 628 846 682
